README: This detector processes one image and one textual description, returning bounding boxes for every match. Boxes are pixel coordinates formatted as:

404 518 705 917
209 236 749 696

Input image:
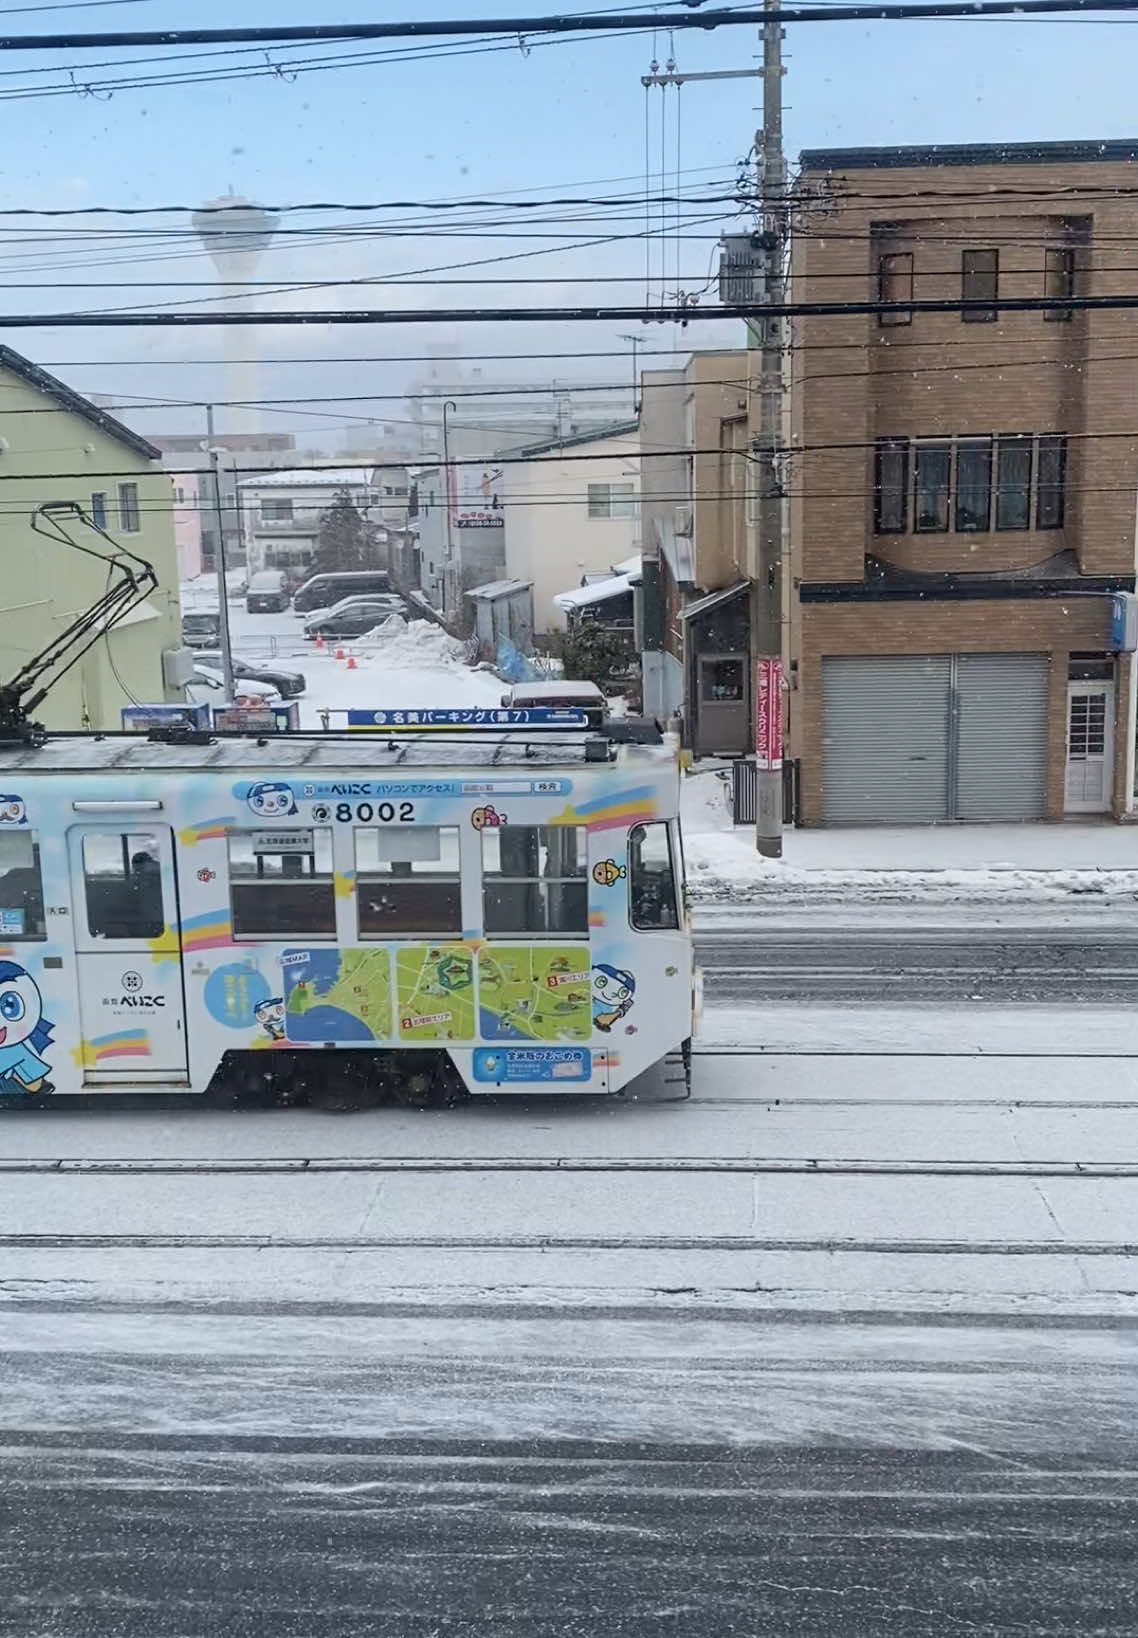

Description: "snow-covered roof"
465 578 532 601
553 570 637 612
612 553 642 578
237 467 372 490
678 580 749 621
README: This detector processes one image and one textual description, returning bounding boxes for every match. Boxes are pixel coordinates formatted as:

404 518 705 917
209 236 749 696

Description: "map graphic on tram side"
477 947 591 1042
397 945 476 1041
282 948 392 1042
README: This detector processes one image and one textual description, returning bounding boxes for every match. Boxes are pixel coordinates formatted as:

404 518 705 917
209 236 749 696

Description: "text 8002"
333 800 416 824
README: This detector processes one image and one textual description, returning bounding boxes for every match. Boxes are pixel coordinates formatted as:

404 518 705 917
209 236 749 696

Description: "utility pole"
750 0 786 856
205 402 236 700
618 333 642 416
441 398 457 618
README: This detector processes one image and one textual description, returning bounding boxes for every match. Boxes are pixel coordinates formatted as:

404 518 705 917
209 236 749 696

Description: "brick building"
789 140 1138 825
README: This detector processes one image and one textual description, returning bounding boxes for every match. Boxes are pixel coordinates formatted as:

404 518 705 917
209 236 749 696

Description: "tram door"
67 824 189 1082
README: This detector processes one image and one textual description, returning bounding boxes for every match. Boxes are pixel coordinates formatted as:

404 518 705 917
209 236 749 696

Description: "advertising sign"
755 657 783 771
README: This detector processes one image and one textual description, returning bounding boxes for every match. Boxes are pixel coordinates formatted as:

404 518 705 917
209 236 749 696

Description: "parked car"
186 666 282 708
501 680 607 712
245 569 290 613
181 612 221 649
195 652 306 698
292 570 393 613
303 594 406 641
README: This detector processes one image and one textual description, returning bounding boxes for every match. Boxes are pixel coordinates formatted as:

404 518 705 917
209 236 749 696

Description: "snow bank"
358 617 467 671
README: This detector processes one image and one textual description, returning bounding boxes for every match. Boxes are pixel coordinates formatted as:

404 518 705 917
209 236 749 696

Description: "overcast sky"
3 0 1136 449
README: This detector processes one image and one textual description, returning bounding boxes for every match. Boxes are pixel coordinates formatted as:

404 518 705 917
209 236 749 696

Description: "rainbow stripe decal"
177 816 234 847
81 1030 151 1067
550 785 659 833
588 910 607 928
181 908 233 952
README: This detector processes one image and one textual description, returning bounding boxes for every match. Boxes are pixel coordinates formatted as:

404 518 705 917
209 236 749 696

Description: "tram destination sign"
346 708 591 731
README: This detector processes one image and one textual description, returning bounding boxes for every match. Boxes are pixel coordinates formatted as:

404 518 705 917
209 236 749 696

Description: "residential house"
500 422 640 638
237 467 384 582
151 430 297 575
790 140 1138 825
0 346 184 731
408 455 508 627
638 351 750 752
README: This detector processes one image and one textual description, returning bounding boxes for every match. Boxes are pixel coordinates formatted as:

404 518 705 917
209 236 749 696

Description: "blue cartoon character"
0 795 26 824
0 960 53 1095
592 963 635 1033
247 781 297 819
254 995 285 1042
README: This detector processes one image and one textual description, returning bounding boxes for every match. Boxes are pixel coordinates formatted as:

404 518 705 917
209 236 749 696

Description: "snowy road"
3 1041 1138 1632
696 926 1138 1005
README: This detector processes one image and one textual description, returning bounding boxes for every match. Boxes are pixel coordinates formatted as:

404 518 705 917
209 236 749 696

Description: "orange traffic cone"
335 646 345 661
315 633 325 650
347 655 357 670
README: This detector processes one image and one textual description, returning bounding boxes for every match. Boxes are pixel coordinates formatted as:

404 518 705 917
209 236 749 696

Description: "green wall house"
0 345 184 731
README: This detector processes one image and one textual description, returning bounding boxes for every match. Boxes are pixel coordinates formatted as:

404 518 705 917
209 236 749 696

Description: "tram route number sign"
755 657 783 772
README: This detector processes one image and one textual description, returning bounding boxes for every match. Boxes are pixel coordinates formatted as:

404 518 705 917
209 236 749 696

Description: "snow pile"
360 618 468 671
681 768 1138 907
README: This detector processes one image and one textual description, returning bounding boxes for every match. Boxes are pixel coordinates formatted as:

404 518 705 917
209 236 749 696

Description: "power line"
0 192 748 217
2 3 1138 54
9 292 1138 325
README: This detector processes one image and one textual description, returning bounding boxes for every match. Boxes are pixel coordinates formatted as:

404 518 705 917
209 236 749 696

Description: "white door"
1065 683 1114 812
68 825 189 1082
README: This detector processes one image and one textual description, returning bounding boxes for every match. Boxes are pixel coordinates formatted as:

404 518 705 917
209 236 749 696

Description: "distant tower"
192 192 279 435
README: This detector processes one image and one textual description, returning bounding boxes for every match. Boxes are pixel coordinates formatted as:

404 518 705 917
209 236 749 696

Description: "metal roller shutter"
955 653 1048 820
822 655 951 824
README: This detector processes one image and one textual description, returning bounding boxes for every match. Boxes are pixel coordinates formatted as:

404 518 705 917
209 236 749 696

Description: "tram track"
2 1154 1137 1178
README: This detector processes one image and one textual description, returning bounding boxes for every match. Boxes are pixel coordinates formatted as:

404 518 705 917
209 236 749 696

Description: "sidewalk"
682 770 1138 911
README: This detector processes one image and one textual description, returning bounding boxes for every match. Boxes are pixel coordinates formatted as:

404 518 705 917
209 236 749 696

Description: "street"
2 921 1138 1636
695 924 1138 1005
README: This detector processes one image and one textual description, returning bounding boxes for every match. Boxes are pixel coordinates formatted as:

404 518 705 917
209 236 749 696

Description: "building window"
90 492 108 530
995 435 1033 530
1044 246 1075 323
587 482 637 520
117 482 140 534
355 826 462 937
482 825 588 936
628 822 679 931
962 249 998 322
877 252 913 326
260 498 294 523
873 438 909 533
0 829 45 941
913 442 951 533
228 828 335 939
1036 435 1067 529
954 438 992 532
81 832 164 941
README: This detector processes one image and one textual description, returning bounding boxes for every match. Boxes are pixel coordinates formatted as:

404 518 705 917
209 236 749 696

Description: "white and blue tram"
0 711 695 1102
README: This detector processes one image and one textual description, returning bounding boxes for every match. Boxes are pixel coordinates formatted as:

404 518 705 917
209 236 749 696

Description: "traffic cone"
315 633 325 650
335 646 345 662
347 655 357 670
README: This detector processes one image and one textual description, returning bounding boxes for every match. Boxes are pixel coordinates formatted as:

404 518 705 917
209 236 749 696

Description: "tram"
0 708 696 1102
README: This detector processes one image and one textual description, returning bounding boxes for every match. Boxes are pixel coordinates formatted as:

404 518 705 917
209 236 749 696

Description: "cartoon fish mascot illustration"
246 781 297 819
254 995 286 1042
0 960 54 1096
592 963 635 1033
0 795 26 824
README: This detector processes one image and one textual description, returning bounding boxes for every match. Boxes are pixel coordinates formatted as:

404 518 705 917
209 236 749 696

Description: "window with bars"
1068 693 1107 758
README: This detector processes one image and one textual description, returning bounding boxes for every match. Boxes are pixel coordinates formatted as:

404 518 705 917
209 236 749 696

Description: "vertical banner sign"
755 657 783 771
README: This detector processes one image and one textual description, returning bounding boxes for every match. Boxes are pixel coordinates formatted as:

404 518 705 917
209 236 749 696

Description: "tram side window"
228 828 335 938
82 832 165 940
0 831 46 940
355 826 462 936
629 822 680 931
482 825 588 936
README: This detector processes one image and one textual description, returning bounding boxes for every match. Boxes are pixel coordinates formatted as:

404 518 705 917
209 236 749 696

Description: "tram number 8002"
332 800 416 824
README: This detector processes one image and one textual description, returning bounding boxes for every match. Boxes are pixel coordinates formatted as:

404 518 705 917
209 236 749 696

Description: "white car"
186 665 282 708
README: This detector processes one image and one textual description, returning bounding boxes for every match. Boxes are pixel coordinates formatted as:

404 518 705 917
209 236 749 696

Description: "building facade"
638 352 750 751
237 467 380 581
0 346 184 731
790 140 1138 825
501 423 640 637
